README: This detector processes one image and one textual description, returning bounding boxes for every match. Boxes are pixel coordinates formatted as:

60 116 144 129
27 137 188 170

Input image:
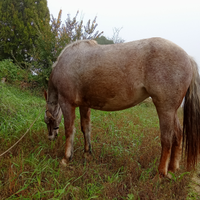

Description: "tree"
31 9 70 86
95 36 114 45
0 0 50 67
59 10 103 41
110 27 125 43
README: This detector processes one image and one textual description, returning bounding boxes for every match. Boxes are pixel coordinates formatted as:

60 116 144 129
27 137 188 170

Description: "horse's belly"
101 95 149 111
81 87 149 111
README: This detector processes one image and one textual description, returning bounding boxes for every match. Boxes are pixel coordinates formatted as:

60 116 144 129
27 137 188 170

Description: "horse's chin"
48 133 58 141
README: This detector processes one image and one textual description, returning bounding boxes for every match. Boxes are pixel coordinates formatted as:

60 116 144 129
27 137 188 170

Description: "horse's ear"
44 90 47 101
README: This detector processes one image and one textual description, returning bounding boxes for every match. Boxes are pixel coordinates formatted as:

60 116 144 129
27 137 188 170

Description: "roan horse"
44 37 200 178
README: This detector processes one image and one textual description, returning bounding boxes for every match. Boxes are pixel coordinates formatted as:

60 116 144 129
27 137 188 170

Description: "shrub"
0 59 25 83
0 59 35 87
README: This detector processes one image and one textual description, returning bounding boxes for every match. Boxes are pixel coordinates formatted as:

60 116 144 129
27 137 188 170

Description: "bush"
0 59 35 86
0 59 25 83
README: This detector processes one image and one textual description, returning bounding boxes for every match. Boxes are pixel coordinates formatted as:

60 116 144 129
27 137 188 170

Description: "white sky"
47 0 200 65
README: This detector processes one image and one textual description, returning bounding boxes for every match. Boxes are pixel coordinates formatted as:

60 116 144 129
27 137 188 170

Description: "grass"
0 83 195 199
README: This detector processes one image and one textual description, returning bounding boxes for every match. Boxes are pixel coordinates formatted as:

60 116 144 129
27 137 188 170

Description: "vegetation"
95 28 126 45
0 59 41 93
0 0 50 64
0 59 27 84
0 83 197 199
109 27 125 44
95 36 114 45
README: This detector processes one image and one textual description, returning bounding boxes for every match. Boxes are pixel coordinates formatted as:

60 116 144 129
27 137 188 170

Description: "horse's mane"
52 40 98 69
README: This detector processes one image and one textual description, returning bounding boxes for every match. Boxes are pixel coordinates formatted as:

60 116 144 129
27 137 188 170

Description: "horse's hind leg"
156 108 176 177
79 106 92 156
168 115 182 173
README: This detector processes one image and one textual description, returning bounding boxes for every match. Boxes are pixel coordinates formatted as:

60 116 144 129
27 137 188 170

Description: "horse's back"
52 38 193 111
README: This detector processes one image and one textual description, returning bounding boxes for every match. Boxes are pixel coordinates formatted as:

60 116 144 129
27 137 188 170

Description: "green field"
0 83 198 199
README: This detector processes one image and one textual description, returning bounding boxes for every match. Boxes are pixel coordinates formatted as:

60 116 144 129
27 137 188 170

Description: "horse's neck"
48 94 58 104
48 83 58 104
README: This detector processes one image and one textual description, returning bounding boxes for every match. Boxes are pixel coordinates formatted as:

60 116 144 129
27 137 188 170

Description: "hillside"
0 83 197 199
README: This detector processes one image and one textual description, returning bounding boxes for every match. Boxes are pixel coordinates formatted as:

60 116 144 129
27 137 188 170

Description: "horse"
44 37 200 178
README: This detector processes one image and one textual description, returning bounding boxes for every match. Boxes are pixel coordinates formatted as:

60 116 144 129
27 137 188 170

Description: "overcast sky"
47 0 200 65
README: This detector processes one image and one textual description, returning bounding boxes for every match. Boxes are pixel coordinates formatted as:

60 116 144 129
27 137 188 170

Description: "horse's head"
44 90 62 140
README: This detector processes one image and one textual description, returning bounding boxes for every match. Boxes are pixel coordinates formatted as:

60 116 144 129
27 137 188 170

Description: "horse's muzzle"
48 132 58 141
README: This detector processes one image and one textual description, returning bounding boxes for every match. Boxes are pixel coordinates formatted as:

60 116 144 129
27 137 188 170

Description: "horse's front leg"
79 106 92 160
60 103 76 166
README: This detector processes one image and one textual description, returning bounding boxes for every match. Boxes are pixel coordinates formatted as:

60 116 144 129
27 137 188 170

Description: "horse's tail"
183 57 200 170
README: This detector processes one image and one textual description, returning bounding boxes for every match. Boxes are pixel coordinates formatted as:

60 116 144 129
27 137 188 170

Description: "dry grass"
0 86 195 199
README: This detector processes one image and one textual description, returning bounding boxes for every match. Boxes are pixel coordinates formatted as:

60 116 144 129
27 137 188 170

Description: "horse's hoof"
166 172 172 180
60 158 68 167
152 173 161 183
152 172 172 183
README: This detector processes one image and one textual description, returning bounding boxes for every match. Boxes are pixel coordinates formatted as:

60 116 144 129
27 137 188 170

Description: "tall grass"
0 84 196 199
0 83 46 138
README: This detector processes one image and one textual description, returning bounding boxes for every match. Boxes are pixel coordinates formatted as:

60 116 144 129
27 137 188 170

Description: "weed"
127 193 135 200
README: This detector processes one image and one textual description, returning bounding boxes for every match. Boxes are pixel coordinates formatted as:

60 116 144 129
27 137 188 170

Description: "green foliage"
0 59 28 83
95 36 114 45
0 0 50 66
0 83 45 137
30 10 70 86
61 10 103 41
